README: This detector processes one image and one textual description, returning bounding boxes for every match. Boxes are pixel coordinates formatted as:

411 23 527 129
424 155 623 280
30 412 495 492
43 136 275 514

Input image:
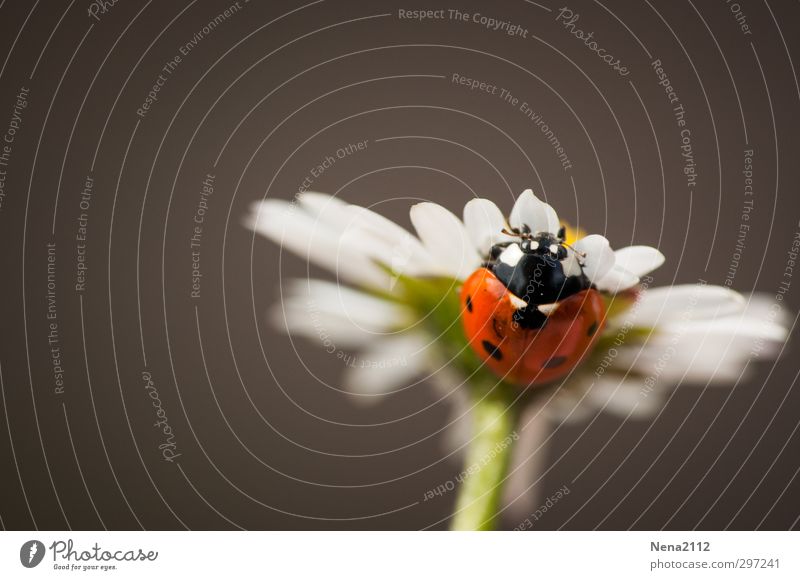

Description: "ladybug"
460 225 606 388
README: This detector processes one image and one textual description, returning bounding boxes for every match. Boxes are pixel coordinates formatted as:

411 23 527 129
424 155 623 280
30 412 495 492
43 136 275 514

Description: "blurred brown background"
0 0 798 530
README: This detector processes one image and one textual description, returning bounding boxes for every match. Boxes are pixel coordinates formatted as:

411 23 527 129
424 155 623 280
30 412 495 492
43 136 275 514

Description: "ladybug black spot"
543 356 566 368
466 295 473 313
587 321 598 337
481 340 503 361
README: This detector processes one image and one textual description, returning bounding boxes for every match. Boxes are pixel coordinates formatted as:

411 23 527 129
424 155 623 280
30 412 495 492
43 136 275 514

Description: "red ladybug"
460 226 606 388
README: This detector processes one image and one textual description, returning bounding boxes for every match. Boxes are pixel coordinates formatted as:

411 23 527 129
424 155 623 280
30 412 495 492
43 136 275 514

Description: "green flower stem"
451 391 519 531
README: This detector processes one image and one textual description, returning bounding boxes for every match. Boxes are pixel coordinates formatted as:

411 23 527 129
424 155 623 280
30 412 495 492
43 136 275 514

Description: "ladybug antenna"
562 240 586 260
501 227 530 239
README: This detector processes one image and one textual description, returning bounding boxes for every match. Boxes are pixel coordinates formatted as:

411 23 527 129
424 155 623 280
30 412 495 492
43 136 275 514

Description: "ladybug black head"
495 225 570 261
518 232 569 261
487 230 590 324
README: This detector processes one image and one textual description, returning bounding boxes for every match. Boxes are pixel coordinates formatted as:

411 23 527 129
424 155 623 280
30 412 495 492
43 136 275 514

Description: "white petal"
613 309 785 387
731 294 792 354
572 234 615 283
409 202 482 280
463 198 512 253
615 292 788 385
552 292 789 421
273 280 412 347
342 333 430 397
662 316 787 344
246 200 390 288
630 284 745 328
587 375 665 419
296 191 348 219
245 199 310 240
509 189 538 231
613 246 665 278
726 294 789 360
339 206 440 282
616 335 751 385
538 200 561 236
345 205 428 255
272 301 372 348
509 189 560 235
286 279 411 328
740 293 792 328
248 197 443 290
594 265 639 293
299 192 439 279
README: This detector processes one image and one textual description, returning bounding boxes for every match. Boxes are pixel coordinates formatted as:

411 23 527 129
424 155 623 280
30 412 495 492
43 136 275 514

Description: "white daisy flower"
247 189 789 530
246 188 787 418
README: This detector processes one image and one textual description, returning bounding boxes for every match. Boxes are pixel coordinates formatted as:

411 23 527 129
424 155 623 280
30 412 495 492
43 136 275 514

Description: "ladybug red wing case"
461 268 605 387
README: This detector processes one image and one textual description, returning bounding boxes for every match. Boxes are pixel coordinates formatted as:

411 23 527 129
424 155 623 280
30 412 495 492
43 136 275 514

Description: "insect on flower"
246 188 790 531
246 189 787 420
460 225 607 388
